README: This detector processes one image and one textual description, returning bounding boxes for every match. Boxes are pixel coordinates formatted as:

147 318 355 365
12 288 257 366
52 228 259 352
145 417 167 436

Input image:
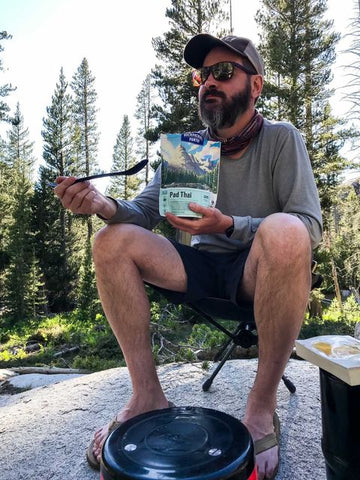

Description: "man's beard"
198 79 252 132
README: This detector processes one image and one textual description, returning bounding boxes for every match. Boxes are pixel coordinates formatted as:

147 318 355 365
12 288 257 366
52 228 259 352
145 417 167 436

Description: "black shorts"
148 240 251 306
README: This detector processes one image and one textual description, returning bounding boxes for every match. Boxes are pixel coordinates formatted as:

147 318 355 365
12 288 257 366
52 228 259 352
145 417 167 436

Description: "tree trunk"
10 366 89 375
331 258 343 313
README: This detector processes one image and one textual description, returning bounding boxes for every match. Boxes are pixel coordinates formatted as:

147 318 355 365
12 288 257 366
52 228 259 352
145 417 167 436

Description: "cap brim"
184 34 240 68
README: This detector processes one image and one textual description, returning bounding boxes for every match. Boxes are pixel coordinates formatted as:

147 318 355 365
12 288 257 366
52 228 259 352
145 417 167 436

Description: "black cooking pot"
100 406 257 480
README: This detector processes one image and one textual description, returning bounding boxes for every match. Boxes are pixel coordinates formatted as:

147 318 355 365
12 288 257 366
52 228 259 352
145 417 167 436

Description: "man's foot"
243 411 280 480
87 397 173 469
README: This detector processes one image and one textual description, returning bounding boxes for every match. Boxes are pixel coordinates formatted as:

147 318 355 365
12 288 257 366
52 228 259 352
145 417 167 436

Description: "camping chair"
184 262 323 393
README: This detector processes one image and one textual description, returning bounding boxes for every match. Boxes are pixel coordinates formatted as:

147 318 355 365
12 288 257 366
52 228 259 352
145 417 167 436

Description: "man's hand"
54 177 117 219
165 202 233 235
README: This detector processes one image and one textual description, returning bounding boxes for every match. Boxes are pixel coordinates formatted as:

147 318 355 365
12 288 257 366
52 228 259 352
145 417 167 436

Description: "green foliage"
201 360 210 370
257 0 339 129
0 311 123 370
71 58 99 242
300 317 355 338
1 294 358 371
342 5 360 137
176 347 196 362
2 105 41 320
107 115 141 199
150 0 230 138
77 240 98 318
317 185 360 293
35 69 83 312
32 169 80 312
325 295 360 322
256 0 353 214
300 295 360 338
0 31 15 122
42 68 74 177
72 355 123 371
135 74 154 184
71 58 99 176
26 255 47 318
188 323 226 349
0 141 12 307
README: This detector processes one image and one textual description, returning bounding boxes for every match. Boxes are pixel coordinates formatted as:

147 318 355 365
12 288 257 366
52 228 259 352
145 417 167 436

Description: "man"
54 34 322 480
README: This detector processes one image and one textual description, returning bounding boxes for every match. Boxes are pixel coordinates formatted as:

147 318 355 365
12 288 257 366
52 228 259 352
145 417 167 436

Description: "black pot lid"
101 406 255 480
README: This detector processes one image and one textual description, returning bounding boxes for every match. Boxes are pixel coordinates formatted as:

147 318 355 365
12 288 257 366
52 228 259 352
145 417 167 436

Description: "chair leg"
204 353 296 394
202 341 237 392
282 374 296 393
214 336 234 362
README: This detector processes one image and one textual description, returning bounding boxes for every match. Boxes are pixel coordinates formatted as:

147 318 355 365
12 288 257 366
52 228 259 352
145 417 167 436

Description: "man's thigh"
94 223 188 293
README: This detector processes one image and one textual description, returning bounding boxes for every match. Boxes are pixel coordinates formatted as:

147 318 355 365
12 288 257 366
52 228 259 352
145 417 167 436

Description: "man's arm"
222 126 323 249
272 126 323 249
102 167 163 230
54 176 117 219
54 167 163 230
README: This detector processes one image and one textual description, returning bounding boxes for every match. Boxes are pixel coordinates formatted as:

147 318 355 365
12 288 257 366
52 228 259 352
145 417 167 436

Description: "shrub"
188 324 226 349
300 295 360 338
72 355 123 371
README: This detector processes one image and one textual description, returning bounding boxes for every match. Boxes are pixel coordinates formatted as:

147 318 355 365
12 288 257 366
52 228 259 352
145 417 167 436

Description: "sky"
0 0 358 184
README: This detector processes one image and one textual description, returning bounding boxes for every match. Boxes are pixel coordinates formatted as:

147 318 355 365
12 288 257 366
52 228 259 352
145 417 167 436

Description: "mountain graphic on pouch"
159 132 221 218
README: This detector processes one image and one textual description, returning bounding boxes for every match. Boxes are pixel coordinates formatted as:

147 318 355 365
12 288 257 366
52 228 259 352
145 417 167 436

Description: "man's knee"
255 213 311 264
92 223 139 265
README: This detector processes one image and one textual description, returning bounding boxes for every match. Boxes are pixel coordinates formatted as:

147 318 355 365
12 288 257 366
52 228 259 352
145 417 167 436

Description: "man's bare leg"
239 213 312 480
91 223 187 462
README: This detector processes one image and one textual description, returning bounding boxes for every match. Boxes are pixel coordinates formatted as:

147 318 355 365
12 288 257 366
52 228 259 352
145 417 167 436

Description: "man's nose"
203 71 217 85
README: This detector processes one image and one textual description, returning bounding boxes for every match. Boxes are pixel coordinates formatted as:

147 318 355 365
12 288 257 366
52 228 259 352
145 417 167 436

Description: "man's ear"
252 75 264 100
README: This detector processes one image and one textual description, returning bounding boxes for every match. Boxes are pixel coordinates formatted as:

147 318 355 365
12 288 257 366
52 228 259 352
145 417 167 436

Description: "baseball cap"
184 34 265 76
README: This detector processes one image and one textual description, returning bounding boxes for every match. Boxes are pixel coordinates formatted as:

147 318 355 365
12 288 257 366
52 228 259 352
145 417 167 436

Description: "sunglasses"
192 61 256 87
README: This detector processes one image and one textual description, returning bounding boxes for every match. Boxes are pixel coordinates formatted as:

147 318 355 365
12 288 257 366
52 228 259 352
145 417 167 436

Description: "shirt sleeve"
230 215 264 245
273 127 323 248
101 166 163 230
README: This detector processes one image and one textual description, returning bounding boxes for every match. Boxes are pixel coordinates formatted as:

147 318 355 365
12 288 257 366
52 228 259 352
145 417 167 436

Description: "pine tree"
317 183 360 294
256 1 337 127
42 68 75 177
77 240 98 318
26 253 47 318
135 74 154 184
34 69 79 312
0 136 12 307
0 31 14 295
71 58 99 240
150 0 230 138
0 31 15 122
342 2 360 151
3 105 38 320
107 115 141 199
256 0 352 214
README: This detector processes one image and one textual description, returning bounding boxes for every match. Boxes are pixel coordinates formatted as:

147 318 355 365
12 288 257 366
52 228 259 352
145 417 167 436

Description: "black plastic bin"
320 369 360 479
100 406 257 480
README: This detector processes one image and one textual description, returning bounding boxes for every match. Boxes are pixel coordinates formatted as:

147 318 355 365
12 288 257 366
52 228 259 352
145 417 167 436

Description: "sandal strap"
254 412 280 455
254 432 278 454
108 419 122 434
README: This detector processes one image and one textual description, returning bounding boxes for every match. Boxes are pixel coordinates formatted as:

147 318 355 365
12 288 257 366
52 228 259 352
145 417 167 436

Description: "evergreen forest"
0 0 359 372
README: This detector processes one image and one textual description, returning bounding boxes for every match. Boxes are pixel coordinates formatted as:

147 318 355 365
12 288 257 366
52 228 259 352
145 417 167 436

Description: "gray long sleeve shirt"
105 119 323 252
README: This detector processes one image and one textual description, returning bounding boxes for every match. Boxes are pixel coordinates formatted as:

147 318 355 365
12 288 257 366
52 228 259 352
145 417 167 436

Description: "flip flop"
254 412 280 480
86 401 176 470
86 416 121 470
